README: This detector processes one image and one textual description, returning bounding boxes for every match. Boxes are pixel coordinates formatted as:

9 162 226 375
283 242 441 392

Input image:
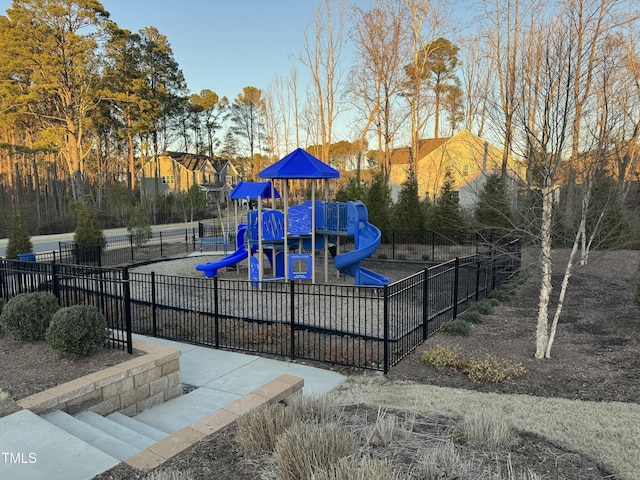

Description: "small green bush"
46 305 108 357
0 292 60 341
471 301 494 315
458 310 482 324
444 319 471 336
489 288 511 302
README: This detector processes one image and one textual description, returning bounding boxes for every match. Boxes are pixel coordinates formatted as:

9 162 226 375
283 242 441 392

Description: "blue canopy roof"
229 181 280 199
259 148 340 180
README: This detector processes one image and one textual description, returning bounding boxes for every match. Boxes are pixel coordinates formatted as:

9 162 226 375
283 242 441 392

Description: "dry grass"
455 411 515 452
0 389 20 417
272 422 355 480
332 375 640 478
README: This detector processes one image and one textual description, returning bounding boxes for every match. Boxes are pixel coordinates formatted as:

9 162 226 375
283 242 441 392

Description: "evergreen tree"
428 169 465 235
334 177 365 202
73 203 105 262
364 171 391 233
392 170 425 231
474 174 514 231
127 206 152 248
5 215 33 259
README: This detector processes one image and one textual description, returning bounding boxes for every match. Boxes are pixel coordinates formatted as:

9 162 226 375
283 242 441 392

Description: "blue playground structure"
196 148 389 287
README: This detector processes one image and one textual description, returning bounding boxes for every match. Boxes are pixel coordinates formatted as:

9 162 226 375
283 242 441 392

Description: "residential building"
389 129 525 209
138 151 239 205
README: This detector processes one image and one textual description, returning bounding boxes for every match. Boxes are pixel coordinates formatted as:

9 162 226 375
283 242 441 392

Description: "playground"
194 148 389 287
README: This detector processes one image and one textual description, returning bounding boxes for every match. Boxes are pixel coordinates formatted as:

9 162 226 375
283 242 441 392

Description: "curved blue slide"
196 224 251 278
334 202 389 287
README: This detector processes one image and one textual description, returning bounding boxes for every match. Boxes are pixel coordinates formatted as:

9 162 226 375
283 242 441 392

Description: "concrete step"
106 412 171 442
74 411 159 451
42 411 140 461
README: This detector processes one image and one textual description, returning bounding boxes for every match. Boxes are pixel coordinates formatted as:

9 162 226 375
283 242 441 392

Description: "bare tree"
483 0 540 177
299 0 345 163
348 0 408 180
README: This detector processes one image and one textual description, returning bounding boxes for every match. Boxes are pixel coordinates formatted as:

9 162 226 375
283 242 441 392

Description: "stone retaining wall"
18 339 182 416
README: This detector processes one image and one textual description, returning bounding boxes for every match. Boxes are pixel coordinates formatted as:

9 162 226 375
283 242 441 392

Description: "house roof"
160 151 234 173
259 148 340 180
160 151 210 171
229 181 281 199
390 137 451 166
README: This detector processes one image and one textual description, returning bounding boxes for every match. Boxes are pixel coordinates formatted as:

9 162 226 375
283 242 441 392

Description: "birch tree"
516 19 576 359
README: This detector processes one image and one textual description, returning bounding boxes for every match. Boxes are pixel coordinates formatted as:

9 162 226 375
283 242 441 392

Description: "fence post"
213 276 219 348
151 272 157 337
122 267 133 354
423 267 429 340
453 257 459 319
130 235 134 262
392 230 396 260
431 231 435 261
51 260 60 301
383 284 389 374
289 280 295 360
475 260 481 301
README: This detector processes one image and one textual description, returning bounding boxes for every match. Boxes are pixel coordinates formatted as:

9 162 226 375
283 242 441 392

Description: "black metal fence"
48 228 198 267
0 260 132 353
0 238 520 372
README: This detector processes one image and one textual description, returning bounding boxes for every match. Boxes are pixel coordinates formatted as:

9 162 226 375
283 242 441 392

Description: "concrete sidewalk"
0 336 347 480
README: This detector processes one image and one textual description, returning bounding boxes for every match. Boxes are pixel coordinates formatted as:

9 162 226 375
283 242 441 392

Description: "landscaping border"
17 339 182 416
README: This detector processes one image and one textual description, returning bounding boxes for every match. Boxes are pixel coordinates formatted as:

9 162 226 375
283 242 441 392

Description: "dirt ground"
2 248 639 478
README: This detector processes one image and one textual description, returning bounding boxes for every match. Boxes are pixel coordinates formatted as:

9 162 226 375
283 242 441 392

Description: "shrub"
471 301 494 315
0 292 60 341
463 354 526 383
458 310 482 324
444 319 471 336
421 344 465 370
5 215 33 259
489 288 512 302
421 345 526 384
46 305 108 357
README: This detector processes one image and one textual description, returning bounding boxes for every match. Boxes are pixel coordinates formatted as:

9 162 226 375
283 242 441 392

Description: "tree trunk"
535 180 554 358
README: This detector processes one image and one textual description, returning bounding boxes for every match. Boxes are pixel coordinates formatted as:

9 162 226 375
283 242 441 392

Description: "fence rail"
1 236 521 372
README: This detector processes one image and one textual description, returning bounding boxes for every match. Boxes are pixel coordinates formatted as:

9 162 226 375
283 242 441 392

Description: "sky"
0 0 475 141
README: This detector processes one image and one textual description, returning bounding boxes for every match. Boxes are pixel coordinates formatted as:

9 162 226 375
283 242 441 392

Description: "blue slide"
334 202 389 287
196 224 252 278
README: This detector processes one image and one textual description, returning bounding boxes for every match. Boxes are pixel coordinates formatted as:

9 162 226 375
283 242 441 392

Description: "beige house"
389 129 525 209
139 151 239 205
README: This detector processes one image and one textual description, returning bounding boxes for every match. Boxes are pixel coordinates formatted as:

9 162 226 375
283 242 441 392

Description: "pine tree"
5 215 33 259
392 170 425 231
364 171 392 233
428 169 465 235
474 174 514 231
